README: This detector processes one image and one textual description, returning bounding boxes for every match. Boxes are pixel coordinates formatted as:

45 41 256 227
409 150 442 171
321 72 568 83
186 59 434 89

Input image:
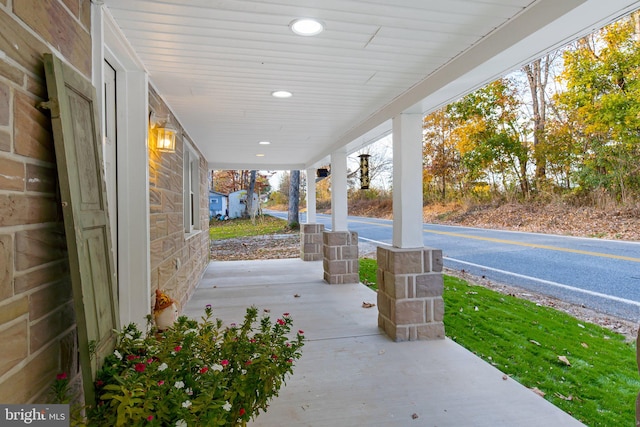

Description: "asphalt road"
266 210 640 322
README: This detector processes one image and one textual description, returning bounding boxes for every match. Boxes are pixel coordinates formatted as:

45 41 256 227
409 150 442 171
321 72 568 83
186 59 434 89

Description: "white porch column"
392 112 424 248
378 112 444 341
330 148 348 231
305 167 317 223
323 148 358 283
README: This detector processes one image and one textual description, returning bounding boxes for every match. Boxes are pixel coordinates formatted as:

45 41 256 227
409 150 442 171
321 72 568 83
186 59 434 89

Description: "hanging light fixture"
150 111 177 153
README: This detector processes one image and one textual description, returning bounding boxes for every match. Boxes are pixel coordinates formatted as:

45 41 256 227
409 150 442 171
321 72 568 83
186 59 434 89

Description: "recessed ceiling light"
256 154 265 157
259 141 271 145
290 18 324 36
271 90 292 98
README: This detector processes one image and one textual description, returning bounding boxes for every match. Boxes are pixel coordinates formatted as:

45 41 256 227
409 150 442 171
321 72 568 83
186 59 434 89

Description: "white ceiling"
102 0 639 170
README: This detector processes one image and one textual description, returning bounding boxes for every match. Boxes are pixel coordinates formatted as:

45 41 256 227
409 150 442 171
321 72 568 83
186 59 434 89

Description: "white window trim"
93 4 151 329
183 140 201 237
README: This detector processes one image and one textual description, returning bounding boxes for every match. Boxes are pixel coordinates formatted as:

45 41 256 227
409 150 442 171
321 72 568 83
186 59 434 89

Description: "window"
183 142 201 234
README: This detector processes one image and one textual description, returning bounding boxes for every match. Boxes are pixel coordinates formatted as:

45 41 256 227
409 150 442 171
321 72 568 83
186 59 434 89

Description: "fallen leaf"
263 309 271 313
362 302 376 308
557 355 571 366
531 387 546 397
581 342 589 348
411 413 419 420
474 306 479 311
529 340 541 346
294 294 301 298
577 323 585 328
554 392 573 401
502 374 508 381
378 349 386 355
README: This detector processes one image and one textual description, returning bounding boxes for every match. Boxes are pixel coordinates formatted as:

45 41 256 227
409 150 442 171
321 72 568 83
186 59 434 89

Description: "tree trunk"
247 170 257 219
288 170 300 228
523 57 550 181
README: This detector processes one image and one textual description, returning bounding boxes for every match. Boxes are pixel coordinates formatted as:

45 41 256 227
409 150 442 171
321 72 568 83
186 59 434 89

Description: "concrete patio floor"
183 258 585 427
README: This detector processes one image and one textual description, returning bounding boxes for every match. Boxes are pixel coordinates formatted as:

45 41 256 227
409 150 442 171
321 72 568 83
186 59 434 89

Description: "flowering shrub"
83 305 304 426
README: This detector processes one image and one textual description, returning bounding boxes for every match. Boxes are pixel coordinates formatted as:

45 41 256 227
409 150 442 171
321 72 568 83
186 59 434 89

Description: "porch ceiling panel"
102 0 639 170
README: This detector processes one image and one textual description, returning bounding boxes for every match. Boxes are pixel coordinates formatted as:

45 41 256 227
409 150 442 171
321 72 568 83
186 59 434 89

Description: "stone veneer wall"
300 223 324 261
0 0 92 403
322 231 359 284
148 87 210 311
376 245 445 341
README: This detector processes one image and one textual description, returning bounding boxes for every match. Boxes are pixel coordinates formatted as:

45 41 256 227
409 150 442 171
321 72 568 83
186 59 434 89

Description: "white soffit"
101 0 640 170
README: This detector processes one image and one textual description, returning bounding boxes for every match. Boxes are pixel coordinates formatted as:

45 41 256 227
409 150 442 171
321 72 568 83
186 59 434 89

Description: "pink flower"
147 415 154 421
298 330 304 335
174 346 182 352
277 319 286 326
283 312 290 316
249 339 256 343
96 380 104 387
147 358 154 364
271 354 278 360
135 363 146 373
127 354 138 361
239 408 246 416
287 358 293 363
220 359 229 367
56 372 67 381
199 366 209 374
157 380 165 386
245 360 252 366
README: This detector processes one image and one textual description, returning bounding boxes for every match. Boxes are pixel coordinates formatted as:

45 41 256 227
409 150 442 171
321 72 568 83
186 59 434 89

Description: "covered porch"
183 258 585 426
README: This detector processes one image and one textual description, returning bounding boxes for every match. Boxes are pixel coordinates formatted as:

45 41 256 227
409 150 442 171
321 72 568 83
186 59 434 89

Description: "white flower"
182 400 192 409
175 420 187 427
174 381 185 389
241 369 247 375
222 401 232 411
157 363 168 371
184 328 198 335
211 363 223 372
186 387 193 396
114 350 122 360
124 333 133 340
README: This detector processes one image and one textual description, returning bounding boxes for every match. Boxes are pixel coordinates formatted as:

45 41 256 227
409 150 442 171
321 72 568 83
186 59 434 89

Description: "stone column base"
377 245 445 341
322 231 359 284
300 224 324 261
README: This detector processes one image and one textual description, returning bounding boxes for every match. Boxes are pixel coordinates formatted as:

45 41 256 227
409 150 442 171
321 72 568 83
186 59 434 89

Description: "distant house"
209 191 228 218
228 190 259 218
228 190 246 218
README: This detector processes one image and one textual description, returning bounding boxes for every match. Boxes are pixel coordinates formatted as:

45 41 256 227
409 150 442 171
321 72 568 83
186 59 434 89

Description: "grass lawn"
209 214 293 240
358 259 639 427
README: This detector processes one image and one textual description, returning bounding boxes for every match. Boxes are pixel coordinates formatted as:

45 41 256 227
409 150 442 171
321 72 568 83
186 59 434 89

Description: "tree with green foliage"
554 12 640 202
449 79 532 198
423 109 461 201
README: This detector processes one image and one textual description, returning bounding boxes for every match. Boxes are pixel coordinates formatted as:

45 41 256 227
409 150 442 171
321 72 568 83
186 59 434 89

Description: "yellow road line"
348 217 640 263
424 229 640 263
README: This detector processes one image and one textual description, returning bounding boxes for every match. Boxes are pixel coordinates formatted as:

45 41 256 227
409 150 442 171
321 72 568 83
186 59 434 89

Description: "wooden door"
42 53 119 404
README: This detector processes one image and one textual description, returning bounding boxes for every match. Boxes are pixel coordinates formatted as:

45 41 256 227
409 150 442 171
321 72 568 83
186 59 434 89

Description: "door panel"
42 53 119 404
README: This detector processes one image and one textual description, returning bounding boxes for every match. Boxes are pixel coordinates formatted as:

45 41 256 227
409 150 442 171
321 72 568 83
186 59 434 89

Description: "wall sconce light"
150 111 177 153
